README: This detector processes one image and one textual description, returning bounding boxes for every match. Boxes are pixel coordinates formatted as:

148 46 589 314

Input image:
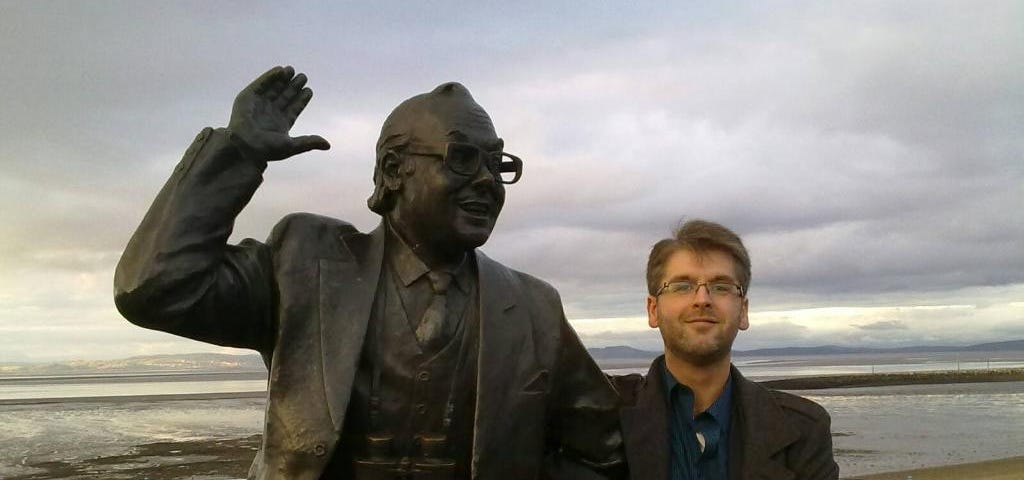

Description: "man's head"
645 220 751 367
367 83 522 262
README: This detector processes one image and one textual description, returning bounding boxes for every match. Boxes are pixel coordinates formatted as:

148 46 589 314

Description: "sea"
2 351 1023 479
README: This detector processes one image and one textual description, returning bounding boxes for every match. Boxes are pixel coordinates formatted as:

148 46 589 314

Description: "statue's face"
387 112 506 259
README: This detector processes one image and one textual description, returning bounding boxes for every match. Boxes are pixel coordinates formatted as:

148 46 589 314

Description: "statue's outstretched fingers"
290 135 331 156
286 88 314 125
277 73 308 109
250 66 284 95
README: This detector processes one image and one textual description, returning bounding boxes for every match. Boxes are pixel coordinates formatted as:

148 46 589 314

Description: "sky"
1 1 1022 361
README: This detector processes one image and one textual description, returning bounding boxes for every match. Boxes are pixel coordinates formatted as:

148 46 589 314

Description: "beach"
6 429 1023 479
6 436 1024 480
850 456 1024 480
2 368 1022 479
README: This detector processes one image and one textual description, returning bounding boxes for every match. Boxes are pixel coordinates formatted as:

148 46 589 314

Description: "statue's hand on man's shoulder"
227 65 331 162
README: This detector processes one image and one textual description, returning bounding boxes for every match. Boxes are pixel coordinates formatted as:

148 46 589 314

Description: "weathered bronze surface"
114 66 623 480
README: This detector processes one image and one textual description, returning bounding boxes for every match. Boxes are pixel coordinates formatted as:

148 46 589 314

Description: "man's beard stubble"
658 307 736 367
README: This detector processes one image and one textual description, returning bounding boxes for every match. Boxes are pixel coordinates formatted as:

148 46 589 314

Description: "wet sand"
4 371 1020 479
8 434 1022 480
6 435 259 480
848 455 1024 480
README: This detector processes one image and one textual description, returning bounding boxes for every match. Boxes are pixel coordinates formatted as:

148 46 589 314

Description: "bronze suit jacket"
114 128 623 480
612 357 838 480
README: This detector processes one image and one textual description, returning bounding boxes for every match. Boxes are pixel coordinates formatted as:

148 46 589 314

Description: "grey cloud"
2 2 1022 359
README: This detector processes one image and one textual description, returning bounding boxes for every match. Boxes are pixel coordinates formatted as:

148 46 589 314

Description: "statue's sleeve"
544 310 626 479
113 127 277 355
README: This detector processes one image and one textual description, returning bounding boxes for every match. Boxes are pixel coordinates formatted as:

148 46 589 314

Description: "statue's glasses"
404 142 523 184
655 280 744 298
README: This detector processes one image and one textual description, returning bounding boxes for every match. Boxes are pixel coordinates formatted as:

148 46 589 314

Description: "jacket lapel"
621 357 670 480
729 366 799 480
319 223 385 431
471 250 539 476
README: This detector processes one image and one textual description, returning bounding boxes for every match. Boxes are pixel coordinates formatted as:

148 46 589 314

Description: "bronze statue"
114 66 623 480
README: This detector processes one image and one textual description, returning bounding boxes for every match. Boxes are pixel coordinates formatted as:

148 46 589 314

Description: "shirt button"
417 371 430 381
313 443 326 456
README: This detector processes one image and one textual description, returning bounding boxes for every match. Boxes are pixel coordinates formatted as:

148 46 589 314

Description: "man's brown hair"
646 219 751 296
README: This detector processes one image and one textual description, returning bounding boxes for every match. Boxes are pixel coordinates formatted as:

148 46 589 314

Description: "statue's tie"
416 271 452 350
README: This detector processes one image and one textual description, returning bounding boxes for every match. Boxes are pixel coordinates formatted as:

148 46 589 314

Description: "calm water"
2 353 1023 478
0 372 266 401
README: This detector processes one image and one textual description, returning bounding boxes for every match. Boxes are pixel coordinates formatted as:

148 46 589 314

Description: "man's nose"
692 284 713 307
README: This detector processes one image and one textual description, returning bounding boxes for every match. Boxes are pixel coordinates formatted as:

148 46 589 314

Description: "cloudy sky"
1 1 1021 361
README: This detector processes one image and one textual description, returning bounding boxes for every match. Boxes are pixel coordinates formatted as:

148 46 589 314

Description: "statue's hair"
645 219 751 296
367 82 490 215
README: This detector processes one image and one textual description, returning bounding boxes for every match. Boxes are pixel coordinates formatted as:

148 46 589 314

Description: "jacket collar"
320 223 387 431
620 356 670 480
620 358 802 480
728 365 801 480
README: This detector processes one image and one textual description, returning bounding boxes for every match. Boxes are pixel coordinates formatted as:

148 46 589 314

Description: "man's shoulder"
764 388 832 427
608 373 647 407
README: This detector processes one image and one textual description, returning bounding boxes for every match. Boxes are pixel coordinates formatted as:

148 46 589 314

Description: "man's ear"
647 295 659 329
381 151 404 191
739 297 750 331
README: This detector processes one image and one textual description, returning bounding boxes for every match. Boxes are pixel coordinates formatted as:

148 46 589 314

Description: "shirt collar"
385 223 470 293
661 360 734 424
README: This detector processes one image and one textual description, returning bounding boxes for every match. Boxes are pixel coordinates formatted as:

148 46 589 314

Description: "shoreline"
0 390 266 406
760 368 1024 390
2 369 1021 405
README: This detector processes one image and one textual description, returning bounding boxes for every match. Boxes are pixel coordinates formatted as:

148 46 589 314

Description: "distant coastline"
761 368 1024 390
4 339 1023 377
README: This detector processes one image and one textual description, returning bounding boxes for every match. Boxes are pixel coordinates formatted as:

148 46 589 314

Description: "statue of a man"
114 66 623 479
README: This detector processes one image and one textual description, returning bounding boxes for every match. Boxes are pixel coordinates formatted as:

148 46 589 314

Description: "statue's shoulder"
267 212 360 247
512 268 558 297
475 250 561 305
496 258 559 296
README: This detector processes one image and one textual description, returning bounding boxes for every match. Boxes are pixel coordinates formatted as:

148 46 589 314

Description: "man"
114 66 622 480
612 220 838 480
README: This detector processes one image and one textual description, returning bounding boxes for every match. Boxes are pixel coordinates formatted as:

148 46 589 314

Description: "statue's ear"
381 151 404 191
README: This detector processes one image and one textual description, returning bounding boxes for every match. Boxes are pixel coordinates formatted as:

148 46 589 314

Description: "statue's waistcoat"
322 263 479 479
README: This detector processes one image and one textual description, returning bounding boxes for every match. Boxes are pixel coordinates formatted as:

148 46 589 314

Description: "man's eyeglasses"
655 281 744 298
402 142 523 184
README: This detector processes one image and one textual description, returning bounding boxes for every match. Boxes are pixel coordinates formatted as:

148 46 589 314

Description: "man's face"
387 115 506 259
647 248 749 367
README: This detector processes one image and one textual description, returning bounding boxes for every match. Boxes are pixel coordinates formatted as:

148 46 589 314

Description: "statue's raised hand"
228 66 331 162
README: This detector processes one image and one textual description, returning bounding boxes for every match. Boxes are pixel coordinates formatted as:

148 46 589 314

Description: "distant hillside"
3 340 1021 375
0 353 266 376
587 346 660 360
586 340 1024 362
732 339 1024 356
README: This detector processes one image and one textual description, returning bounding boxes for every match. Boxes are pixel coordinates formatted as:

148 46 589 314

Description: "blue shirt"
662 365 732 480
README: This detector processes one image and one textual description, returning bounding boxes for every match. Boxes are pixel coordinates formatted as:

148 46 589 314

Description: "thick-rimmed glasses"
401 142 523 184
655 281 744 298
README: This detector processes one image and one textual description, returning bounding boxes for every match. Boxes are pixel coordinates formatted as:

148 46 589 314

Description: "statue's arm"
544 304 626 479
113 66 329 354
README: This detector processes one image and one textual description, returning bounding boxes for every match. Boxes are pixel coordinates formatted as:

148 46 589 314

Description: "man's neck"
664 353 732 415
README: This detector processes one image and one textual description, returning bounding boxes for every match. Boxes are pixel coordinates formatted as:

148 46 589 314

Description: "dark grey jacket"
611 357 838 480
